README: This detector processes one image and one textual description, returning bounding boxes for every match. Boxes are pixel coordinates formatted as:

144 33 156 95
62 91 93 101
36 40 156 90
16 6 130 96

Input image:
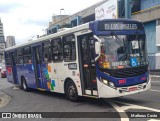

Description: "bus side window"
5 52 11 66
42 41 52 63
51 38 63 62
63 35 76 61
16 48 24 64
24 46 32 64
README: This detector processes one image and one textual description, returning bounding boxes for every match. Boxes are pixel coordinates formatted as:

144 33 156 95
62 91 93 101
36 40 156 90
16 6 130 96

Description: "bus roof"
5 18 142 51
5 22 90 51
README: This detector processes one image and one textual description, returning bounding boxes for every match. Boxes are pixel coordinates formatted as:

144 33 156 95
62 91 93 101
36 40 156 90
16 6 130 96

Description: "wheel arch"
64 77 78 94
21 76 25 85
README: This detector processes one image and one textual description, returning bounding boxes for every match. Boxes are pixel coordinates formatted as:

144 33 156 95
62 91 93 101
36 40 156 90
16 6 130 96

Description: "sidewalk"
0 91 11 108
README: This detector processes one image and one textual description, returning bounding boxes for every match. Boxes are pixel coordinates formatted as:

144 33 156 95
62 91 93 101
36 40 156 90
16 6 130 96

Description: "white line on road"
150 89 160 93
106 99 160 121
107 101 129 121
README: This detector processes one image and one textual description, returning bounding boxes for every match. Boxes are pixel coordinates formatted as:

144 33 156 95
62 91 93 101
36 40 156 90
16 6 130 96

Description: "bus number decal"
68 63 77 70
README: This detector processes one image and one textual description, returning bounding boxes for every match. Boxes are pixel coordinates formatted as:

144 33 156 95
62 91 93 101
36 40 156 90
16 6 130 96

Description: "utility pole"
125 0 132 19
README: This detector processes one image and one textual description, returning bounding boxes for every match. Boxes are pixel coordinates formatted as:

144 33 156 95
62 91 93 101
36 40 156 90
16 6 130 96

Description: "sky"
0 0 102 45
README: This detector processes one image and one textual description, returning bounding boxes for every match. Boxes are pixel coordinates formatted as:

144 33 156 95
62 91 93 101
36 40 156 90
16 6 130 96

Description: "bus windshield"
98 34 148 69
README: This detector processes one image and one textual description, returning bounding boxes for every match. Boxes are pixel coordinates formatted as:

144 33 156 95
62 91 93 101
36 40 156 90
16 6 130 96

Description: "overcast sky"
0 0 102 45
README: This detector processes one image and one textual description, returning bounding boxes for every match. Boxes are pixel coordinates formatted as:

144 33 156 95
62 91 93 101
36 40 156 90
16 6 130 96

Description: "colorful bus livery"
5 19 151 101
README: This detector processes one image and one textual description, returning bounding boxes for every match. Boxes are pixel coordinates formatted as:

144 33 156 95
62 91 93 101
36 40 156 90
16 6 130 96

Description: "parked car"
1 64 6 78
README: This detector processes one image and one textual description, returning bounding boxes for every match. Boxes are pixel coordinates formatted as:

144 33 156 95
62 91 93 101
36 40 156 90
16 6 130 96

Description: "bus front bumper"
97 77 151 98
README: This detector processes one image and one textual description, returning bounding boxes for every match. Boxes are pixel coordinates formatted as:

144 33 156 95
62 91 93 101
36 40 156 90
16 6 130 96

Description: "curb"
0 91 11 108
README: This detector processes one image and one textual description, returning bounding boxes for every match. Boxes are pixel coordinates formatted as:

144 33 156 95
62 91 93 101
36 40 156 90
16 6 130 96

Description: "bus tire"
21 77 29 92
65 80 78 102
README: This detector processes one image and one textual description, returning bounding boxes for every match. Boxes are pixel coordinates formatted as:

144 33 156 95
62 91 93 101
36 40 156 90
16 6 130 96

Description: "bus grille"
100 65 148 78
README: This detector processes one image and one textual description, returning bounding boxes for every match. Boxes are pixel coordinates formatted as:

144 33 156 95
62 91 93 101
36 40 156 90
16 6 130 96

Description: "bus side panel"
6 65 14 84
17 64 36 89
44 63 60 92
56 61 82 96
41 63 50 91
24 64 37 89
16 64 24 84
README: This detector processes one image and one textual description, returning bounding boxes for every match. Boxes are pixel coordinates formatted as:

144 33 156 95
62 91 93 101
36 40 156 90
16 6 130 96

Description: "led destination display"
98 21 143 31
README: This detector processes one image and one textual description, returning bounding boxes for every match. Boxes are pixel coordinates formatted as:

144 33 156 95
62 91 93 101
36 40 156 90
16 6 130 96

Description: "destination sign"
98 21 143 31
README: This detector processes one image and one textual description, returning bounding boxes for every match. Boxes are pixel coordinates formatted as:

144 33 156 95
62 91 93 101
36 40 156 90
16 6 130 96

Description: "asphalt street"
0 77 160 121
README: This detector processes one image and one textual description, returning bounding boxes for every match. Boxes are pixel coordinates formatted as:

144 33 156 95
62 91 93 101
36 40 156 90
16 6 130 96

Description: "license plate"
128 87 138 92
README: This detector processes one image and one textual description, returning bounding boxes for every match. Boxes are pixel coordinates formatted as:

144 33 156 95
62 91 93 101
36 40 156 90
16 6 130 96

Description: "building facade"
6 36 16 48
46 0 160 70
132 0 160 70
0 19 5 63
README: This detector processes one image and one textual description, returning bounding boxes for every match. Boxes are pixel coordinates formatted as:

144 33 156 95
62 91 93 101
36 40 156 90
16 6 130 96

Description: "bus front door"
32 46 44 89
10 51 18 84
78 34 98 97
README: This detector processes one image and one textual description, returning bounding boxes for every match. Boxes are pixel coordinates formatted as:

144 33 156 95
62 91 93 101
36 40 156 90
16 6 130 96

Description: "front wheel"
65 81 78 102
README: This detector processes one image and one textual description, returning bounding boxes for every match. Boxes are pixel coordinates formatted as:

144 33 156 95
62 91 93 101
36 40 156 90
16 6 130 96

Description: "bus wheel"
65 81 78 102
21 77 29 92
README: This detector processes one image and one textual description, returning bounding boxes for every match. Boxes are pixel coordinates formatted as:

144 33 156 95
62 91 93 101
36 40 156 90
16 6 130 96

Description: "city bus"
5 19 151 101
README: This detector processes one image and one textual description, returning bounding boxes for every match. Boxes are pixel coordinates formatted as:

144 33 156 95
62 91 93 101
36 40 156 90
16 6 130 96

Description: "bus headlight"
101 78 116 89
102 79 109 85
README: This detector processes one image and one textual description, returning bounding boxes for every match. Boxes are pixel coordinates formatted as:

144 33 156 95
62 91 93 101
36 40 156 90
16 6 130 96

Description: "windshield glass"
98 34 148 69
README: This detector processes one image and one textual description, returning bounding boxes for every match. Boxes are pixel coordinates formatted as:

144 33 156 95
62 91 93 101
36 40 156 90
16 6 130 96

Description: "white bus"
5 19 150 101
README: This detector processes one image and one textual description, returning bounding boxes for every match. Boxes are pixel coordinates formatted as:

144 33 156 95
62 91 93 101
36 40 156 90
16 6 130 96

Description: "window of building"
16 48 23 64
24 46 32 64
0 36 4 42
42 41 52 63
51 38 63 62
63 35 76 61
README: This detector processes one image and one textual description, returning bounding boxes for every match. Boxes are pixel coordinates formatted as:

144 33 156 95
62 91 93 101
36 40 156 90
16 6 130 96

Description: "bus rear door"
32 45 44 89
10 51 18 84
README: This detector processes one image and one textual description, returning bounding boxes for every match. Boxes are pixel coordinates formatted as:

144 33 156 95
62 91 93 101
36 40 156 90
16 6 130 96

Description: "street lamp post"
60 8 65 15
42 29 45 35
125 0 131 19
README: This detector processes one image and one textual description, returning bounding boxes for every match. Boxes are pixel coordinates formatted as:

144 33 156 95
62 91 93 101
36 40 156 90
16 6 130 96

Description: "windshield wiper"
111 32 123 46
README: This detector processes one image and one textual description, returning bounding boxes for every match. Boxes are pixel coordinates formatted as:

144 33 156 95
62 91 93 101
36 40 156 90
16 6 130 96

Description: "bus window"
16 48 24 64
63 35 76 61
5 52 11 65
51 38 63 62
42 41 51 63
24 46 32 64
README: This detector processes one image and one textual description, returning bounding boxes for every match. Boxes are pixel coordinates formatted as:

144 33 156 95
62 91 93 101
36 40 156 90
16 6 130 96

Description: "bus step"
37 88 46 91
83 95 98 98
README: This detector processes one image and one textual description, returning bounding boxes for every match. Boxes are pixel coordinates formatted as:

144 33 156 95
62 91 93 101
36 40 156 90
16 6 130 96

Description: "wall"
144 21 156 70
141 0 160 10
156 25 160 45
144 21 156 54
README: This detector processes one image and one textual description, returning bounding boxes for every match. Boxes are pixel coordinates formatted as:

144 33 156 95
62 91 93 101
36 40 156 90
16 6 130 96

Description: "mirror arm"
93 35 102 61
95 54 101 61
93 35 101 43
